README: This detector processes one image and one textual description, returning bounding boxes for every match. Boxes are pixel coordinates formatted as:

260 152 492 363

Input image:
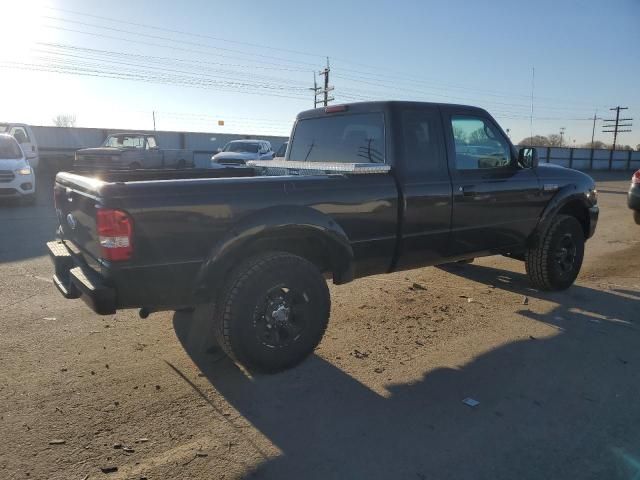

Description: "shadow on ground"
173 264 640 479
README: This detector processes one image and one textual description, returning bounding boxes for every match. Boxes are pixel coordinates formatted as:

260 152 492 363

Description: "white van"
0 133 36 204
0 123 39 169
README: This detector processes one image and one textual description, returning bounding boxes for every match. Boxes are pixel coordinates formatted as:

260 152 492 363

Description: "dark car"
48 101 599 373
628 169 640 224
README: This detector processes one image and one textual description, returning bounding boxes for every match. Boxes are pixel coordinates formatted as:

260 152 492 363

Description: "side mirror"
216 147 222 153
519 147 539 169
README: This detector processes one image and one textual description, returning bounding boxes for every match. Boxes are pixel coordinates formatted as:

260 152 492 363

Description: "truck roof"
296 101 489 120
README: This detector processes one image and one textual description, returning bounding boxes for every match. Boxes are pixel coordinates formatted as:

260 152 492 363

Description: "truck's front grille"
0 170 15 183
76 155 112 166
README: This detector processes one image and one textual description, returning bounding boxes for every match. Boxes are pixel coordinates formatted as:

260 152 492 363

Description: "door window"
146 137 157 149
10 126 30 144
451 116 511 170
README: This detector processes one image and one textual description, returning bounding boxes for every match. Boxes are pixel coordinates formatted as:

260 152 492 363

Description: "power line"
602 106 632 150
40 13 611 112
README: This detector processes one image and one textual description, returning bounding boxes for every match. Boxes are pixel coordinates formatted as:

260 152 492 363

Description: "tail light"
632 170 640 185
96 208 133 261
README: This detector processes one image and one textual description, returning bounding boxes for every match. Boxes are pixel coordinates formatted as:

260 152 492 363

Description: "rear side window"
400 109 446 177
289 113 385 163
0 136 23 159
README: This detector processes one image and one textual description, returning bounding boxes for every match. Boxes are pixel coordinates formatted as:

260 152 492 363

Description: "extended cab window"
146 137 157 149
401 109 446 177
289 113 385 163
451 116 511 170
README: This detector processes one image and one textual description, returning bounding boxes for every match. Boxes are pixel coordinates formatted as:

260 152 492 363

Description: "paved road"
1 172 638 479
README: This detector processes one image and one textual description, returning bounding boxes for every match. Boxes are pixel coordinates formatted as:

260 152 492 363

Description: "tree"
52 114 76 127
468 128 489 145
452 126 467 144
547 134 564 147
518 135 549 147
582 140 608 149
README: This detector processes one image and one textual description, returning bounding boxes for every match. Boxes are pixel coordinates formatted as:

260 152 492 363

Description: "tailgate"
54 173 104 263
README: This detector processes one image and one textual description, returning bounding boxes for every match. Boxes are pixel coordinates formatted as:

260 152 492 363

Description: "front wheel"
525 215 584 291
634 210 640 225
213 252 330 373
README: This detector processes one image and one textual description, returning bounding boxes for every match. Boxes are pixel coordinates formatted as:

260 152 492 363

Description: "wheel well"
558 200 589 237
240 234 331 273
208 232 341 292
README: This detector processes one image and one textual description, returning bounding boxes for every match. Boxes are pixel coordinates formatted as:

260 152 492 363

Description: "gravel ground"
1 171 638 480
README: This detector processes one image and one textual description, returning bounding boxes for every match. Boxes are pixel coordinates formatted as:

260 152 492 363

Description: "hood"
537 163 595 188
212 151 260 162
0 158 28 171
76 147 124 156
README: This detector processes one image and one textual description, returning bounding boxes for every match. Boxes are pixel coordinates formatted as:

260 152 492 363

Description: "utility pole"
309 72 320 108
602 106 632 150
559 127 566 146
590 111 602 147
318 57 334 107
152 110 156 131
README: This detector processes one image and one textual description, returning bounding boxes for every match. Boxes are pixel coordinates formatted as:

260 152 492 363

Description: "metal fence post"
589 148 594 170
546 147 551 163
627 150 632 170
569 148 574 169
608 149 613 171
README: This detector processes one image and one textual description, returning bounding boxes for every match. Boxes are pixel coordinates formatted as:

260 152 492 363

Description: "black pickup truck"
49 101 599 372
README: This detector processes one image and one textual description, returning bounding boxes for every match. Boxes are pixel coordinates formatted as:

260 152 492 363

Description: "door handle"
459 185 478 196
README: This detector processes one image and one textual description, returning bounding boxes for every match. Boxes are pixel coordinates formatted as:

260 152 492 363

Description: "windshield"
223 142 260 153
0 136 23 159
104 135 145 148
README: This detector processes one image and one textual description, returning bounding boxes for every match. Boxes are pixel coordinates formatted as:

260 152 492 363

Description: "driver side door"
443 108 542 255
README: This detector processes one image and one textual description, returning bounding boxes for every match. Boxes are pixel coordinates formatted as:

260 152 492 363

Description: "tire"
634 210 640 226
178 304 219 354
129 162 142 170
213 252 330 373
525 214 585 291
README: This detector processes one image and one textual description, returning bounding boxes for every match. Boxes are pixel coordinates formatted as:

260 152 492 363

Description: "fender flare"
529 185 592 246
192 206 354 301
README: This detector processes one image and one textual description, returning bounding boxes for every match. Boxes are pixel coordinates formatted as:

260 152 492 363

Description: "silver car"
211 140 274 166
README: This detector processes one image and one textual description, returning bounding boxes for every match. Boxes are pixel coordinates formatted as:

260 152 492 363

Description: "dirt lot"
1 172 639 480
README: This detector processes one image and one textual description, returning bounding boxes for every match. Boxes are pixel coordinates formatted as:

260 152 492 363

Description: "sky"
1 0 639 147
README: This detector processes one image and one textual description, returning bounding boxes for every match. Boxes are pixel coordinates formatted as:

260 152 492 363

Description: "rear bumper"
47 240 117 315
628 185 640 210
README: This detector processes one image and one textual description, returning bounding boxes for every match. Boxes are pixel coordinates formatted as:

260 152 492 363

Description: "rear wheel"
129 162 142 170
525 214 584 291
213 252 330 373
